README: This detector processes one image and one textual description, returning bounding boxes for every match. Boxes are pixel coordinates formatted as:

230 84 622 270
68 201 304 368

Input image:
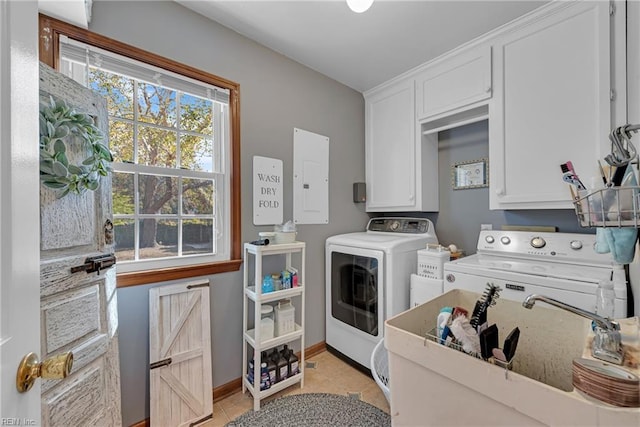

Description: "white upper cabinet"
365 79 417 211
364 79 439 212
416 45 492 121
364 0 624 213
489 1 621 209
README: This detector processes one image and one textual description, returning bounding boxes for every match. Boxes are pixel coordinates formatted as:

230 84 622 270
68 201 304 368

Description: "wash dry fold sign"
253 156 283 225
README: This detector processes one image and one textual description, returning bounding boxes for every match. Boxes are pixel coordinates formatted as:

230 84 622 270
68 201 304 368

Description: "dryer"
325 217 438 370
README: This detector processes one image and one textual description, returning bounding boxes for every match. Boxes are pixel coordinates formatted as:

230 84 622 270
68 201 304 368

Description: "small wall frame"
452 158 489 190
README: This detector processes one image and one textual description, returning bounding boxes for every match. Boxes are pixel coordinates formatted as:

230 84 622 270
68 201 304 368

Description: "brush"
470 283 501 331
597 160 609 186
560 162 586 190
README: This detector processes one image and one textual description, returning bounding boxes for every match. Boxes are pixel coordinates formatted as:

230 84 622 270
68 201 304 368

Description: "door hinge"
149 358 172 370
70 253 116 275
610 89 616 101
610 2 615 16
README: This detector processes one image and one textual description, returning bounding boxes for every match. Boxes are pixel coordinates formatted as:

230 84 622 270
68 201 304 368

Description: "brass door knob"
16 351 73 393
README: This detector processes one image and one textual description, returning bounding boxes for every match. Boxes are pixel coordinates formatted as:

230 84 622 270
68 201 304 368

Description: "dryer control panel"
367 217 433 234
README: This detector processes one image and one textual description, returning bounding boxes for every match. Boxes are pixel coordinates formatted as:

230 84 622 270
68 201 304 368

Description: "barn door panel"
150 282 213 427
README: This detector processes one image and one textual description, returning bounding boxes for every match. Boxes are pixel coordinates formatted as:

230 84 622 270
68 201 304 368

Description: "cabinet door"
416 45 492 121
365 79 417 211
490 1 613 209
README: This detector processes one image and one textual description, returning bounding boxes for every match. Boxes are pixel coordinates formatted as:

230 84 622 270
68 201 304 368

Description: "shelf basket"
573 186 640 228
424 327 513 371
424 327 483 360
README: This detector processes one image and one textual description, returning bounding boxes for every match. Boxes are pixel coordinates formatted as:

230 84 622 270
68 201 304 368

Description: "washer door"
326 244 385 338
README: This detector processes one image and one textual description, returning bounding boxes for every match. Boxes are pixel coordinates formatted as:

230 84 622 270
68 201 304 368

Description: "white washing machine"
443 230 632 317
325 217 438 370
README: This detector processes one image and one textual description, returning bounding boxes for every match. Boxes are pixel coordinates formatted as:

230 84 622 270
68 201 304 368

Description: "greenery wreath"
39 96 113 197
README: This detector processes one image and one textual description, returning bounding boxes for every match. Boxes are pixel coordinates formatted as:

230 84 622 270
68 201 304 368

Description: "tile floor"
205 350 390 426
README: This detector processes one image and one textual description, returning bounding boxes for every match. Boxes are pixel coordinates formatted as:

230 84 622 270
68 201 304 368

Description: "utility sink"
385 289 640 426
488 293 592 392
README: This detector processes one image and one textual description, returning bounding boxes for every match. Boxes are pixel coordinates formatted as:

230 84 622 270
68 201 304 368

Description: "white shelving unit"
242 241 306 411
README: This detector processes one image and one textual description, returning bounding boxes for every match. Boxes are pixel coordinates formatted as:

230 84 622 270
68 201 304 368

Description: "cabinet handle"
496 188 505 196
408 194 414 201
485 86 492 93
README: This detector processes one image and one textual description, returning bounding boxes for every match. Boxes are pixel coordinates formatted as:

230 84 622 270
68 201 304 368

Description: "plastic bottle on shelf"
262 274 274 293
275 299 295 336
266 354 277 386
287 349 299 377
269 349 280 382
272 274 282 291
274 347 288 382
248 351 268 386
247 357 254 384
259 362 270 390
260 305 275 341
282 270 291 289
280 344 289 358
288 268 299 287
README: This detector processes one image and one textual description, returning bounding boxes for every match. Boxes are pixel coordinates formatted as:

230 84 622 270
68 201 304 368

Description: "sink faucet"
522 294 623 365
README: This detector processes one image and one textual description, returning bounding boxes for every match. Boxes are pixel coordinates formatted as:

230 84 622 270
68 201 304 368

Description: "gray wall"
435 121 588 253
89 1 368 425
90 3 593 425
373 120 589 254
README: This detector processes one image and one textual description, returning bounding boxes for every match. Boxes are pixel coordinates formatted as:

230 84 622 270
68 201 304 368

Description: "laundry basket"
370 338 390 404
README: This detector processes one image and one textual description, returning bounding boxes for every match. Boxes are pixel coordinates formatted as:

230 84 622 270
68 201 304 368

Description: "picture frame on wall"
452 158 489 190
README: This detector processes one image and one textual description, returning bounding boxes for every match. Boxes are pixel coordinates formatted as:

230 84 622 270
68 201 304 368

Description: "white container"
409 274 443 307
274 231 296 244
275 299 295 336
260 305 274 341
417 245 450 279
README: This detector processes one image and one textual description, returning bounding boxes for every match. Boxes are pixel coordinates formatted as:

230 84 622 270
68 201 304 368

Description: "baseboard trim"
213 377 243 403
132 341 327 425
304 341 327 359
130 419 149 427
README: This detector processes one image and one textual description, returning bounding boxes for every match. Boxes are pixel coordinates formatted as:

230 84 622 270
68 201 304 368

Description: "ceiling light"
347 0 374 13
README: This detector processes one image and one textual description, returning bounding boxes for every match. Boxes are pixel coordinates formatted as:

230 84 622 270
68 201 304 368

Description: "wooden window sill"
116 259 242 288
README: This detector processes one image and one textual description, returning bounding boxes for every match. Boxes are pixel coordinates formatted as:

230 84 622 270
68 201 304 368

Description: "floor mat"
226 392 391 426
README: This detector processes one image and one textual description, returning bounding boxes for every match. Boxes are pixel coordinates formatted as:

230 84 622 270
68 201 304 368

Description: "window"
40 15 242 286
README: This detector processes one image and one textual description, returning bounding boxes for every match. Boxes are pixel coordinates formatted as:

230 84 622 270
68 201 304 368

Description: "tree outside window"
89 69 219 263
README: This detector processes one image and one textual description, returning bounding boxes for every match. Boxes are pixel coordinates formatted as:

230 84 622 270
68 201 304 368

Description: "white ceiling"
177 0 549 93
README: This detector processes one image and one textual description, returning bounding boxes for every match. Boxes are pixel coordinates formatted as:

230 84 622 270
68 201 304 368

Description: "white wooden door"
39 63 122 426
150 282 213 427
0 0 41 421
